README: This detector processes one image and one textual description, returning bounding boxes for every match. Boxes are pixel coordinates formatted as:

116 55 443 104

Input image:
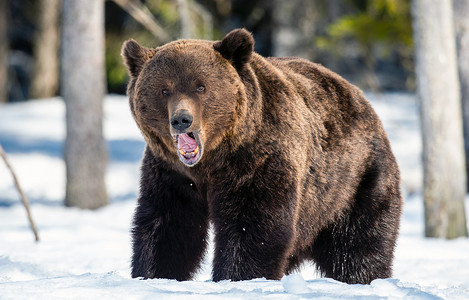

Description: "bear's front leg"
210 163 298 281
131 148 209 280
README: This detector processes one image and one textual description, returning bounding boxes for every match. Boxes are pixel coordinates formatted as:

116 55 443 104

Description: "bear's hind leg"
311 159 402 284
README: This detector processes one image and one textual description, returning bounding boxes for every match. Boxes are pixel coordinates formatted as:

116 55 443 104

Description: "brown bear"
121 28 402 284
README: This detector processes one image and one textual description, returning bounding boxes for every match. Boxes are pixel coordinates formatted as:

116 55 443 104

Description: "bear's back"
265 56 381 143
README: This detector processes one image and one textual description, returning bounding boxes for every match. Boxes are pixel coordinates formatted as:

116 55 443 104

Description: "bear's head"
122 29 254 167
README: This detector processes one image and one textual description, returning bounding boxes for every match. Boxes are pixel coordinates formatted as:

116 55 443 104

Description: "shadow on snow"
0 135 145 163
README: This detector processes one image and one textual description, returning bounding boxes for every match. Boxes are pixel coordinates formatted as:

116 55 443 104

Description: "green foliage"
106 30 157 94
316 0 412 57
147 0 180 35
106 36 127 94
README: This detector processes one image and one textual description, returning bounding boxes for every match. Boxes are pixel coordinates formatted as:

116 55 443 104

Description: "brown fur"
122 28 402 284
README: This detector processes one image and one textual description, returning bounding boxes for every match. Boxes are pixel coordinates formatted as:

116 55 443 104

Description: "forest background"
1 0 413 102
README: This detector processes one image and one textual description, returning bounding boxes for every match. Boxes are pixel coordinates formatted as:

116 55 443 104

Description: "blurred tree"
0 0 7 103
30 0 61 99
454 0 469 190
61 0 108 209
412 0 468 238
272 0 318 59
190 0 213 39
177 0 195 38
112 0 171 43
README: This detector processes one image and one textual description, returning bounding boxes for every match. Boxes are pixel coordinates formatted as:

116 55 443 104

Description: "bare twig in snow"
0 144 40 242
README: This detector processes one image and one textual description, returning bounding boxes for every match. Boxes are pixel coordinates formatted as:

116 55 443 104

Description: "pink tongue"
178 133 197 152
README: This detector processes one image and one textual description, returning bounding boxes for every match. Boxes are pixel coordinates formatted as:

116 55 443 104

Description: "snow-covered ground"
0 94 468 299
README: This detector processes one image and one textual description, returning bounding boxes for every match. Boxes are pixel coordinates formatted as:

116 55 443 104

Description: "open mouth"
176 132 202 166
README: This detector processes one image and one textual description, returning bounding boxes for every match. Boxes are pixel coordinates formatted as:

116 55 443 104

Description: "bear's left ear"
213 28 254 70
121 39 156 78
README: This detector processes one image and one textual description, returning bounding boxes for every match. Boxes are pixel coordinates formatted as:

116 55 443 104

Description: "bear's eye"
162 89 171 96
196 85 205 93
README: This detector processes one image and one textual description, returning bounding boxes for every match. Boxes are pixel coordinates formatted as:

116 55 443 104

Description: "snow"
1 94 469 299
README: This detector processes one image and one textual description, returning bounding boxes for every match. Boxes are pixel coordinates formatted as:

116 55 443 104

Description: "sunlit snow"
1 94 468 299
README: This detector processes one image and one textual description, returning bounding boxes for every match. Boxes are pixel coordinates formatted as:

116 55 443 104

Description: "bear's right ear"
213 28 254 70
121 39 156 78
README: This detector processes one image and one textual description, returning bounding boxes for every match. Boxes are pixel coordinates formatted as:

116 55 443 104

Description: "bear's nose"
170 110 193 131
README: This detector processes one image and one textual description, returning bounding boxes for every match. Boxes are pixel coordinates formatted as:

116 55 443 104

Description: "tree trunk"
411 0 468 238
61 0 108 209
0 0 7 103
30 0 61 99
454 0 469 191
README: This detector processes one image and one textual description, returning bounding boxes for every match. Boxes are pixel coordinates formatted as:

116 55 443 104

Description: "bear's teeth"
179 145 199 158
